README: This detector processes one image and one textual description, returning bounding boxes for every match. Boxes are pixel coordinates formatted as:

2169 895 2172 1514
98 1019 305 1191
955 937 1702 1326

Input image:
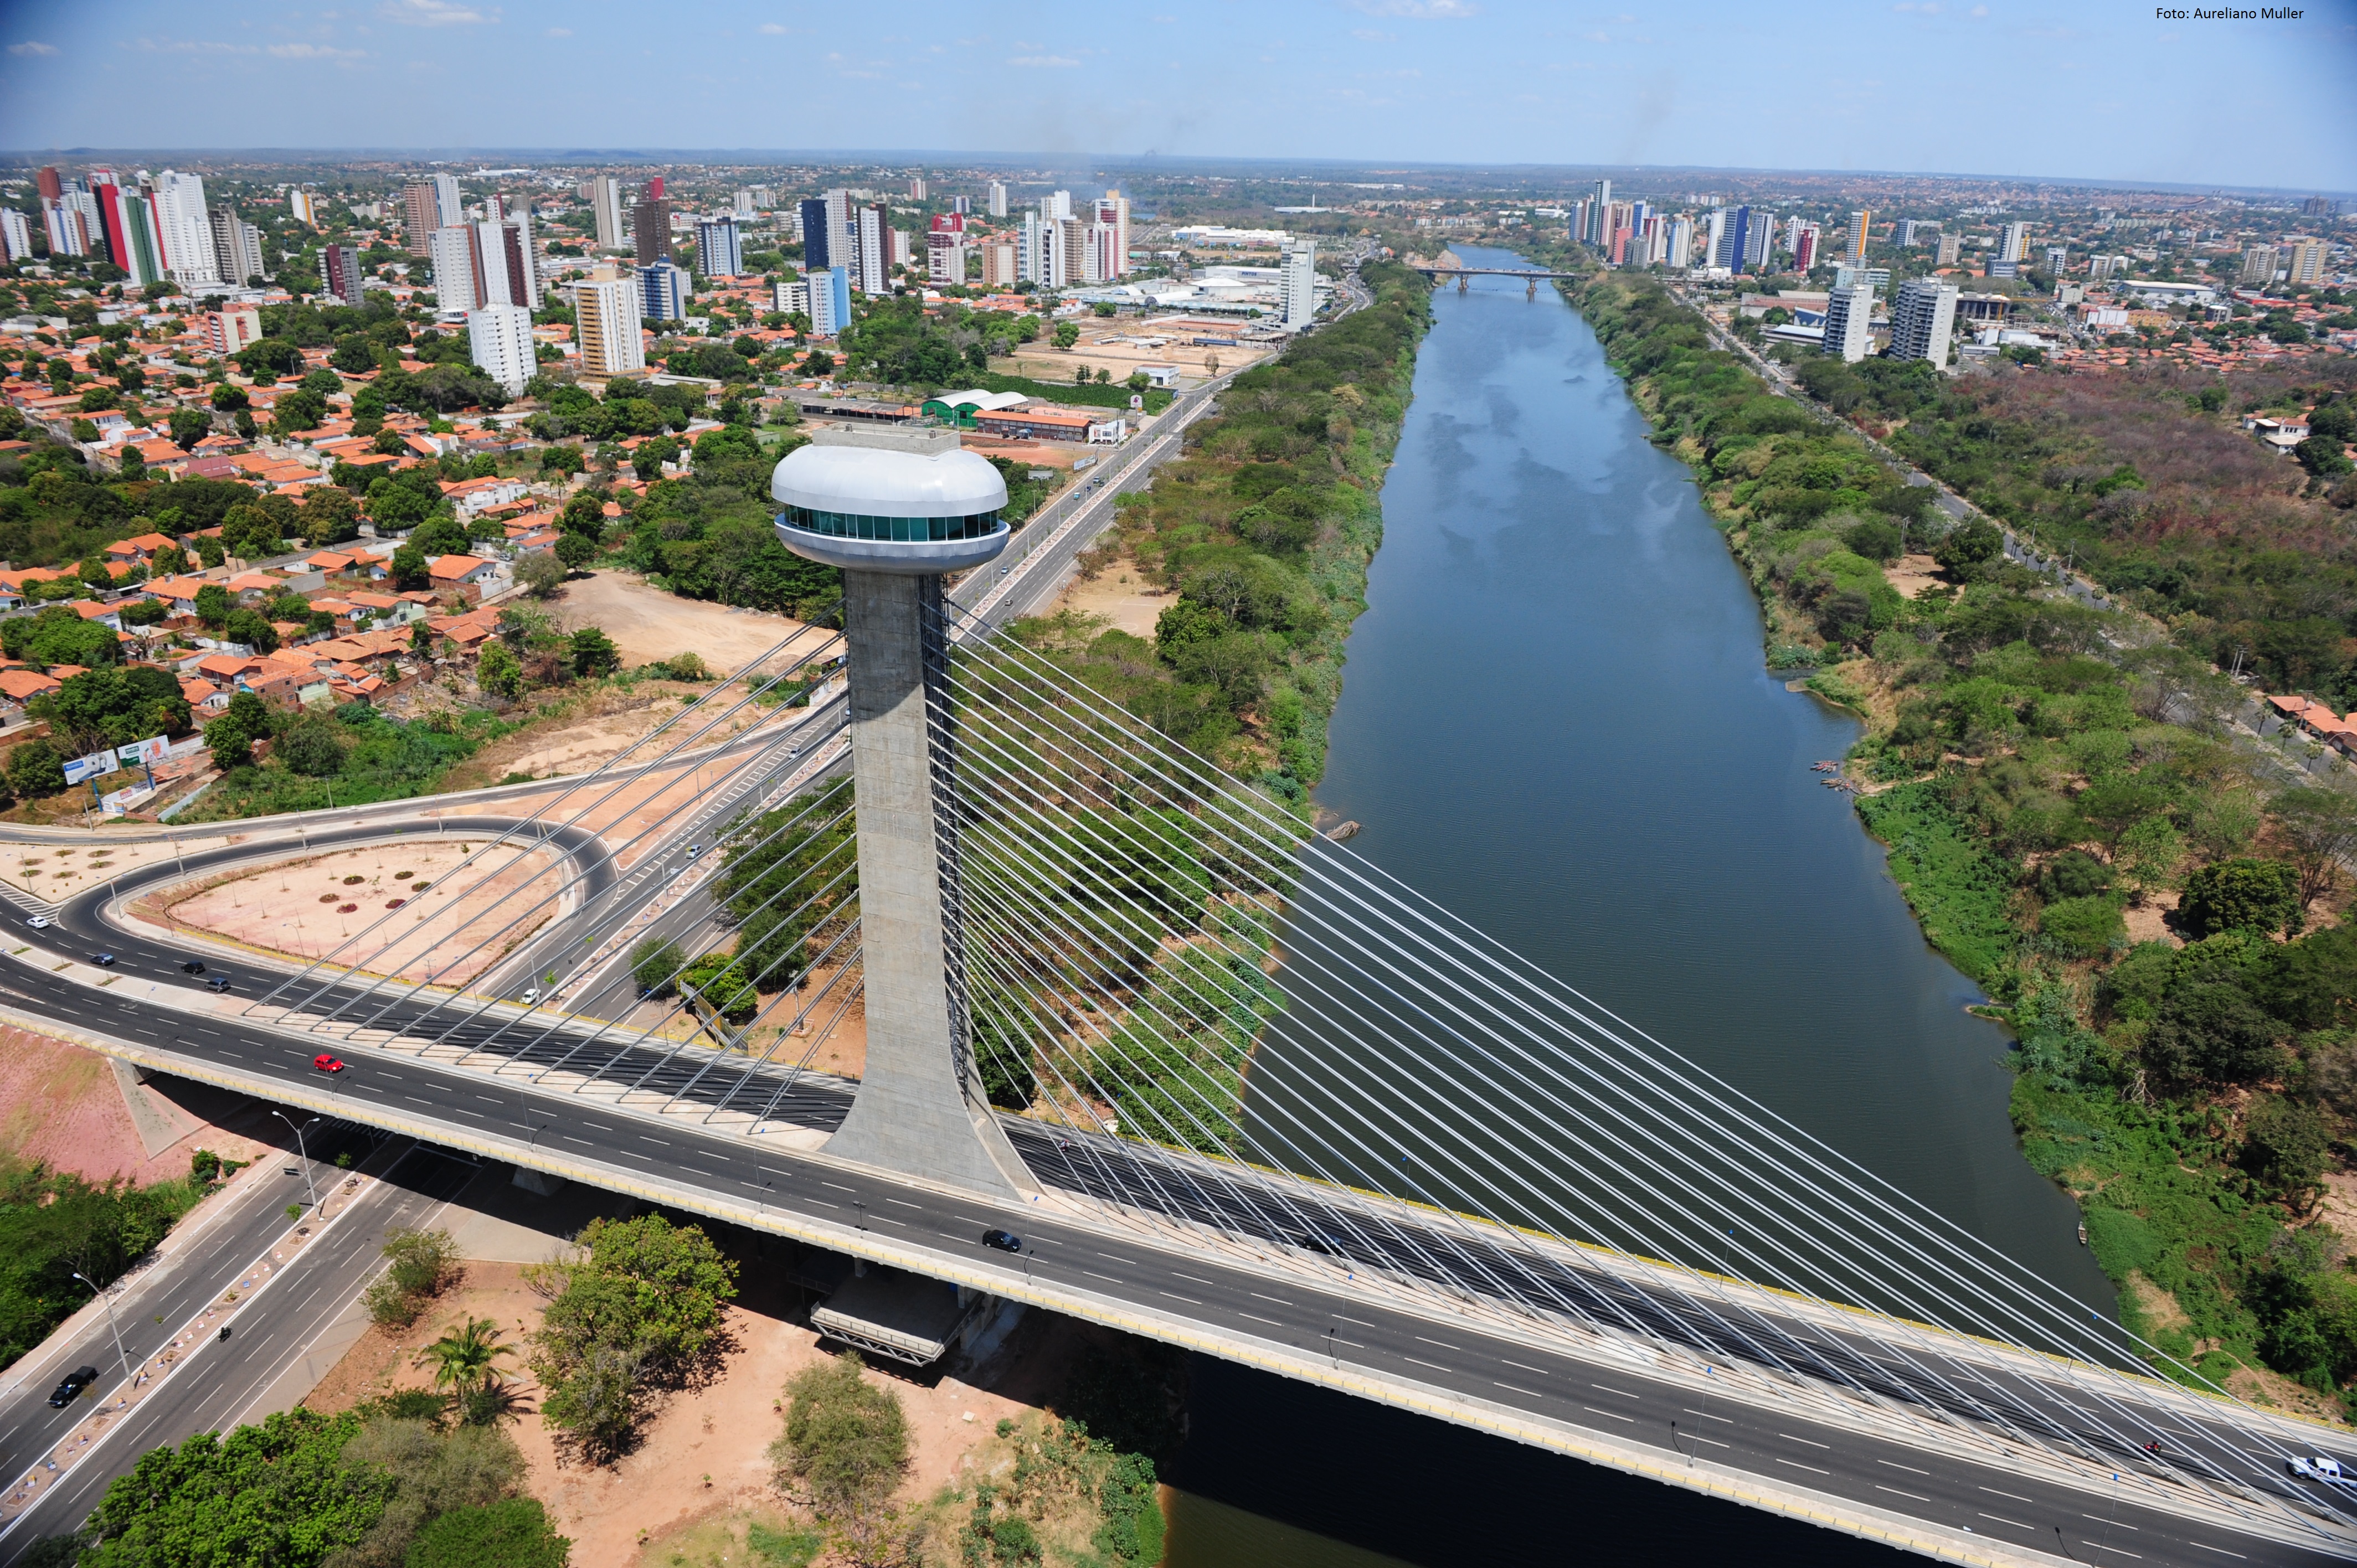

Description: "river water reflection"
1159 248 2114 1565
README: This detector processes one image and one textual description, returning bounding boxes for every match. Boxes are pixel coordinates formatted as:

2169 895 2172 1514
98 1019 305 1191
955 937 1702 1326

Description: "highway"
0 1144 475 1564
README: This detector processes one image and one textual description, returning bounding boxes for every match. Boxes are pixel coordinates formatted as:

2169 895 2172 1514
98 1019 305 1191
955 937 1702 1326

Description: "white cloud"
1007 53 1080 66
1346 0 1479 16
758 22 788 33
134 37 257 54
1351 28 1397 40
8 40 59 56
544 25 572 35
380 0 495 25
268 41 365 57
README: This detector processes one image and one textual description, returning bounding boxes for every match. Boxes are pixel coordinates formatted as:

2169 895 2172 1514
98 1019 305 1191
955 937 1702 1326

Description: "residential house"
426 555 503 603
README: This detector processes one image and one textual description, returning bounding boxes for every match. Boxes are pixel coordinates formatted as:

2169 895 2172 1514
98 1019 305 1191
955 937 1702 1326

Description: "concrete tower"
771 428 1035 1200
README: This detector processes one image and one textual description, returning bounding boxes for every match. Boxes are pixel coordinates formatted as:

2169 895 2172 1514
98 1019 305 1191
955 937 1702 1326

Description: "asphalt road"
0 1146 475 1564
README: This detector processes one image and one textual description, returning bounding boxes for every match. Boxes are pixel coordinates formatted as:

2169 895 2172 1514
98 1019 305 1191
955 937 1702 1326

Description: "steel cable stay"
928 601 2347 1518
246 626 839 1020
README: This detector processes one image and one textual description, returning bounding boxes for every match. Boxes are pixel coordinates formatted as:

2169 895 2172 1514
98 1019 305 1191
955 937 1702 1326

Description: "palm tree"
415 1316 516 1400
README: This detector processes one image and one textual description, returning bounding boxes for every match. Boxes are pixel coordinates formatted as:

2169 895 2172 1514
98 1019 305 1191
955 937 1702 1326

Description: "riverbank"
1551 254 2357 1422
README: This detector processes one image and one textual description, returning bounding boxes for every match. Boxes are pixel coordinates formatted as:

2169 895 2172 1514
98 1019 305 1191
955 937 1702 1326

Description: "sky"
1 0 2353 193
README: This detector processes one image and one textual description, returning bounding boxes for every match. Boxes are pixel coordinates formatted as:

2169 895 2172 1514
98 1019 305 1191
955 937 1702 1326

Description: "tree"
514 551 567 598
2242 1095 2332 1201
415 1316 518 1402
299 484 361 546
193 582 233 628
631 937 685 998
5 739 65 798
79 1409 384 1568
364 1226 461 1329
225 607 280 654
2179 858 2303 940
404 1499 572 1568
1052 321 1081 350
2271 787 2357 907
554 532 598 570
277 709 348 777
527 1214 737 1457
770 1353 908 1522
476 641 524 699
570 626 620 678
203 690 274 772
167 408 210 450
1932 518 2003 575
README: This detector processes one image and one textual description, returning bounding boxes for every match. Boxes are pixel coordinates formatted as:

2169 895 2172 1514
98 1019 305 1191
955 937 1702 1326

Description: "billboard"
62 748 121 786
118 735 171 768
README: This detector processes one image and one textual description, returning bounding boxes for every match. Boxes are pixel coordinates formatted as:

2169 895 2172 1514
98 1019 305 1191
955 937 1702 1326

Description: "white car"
2289 1456 2347 1483
518 988 539 1006
25 916 48 929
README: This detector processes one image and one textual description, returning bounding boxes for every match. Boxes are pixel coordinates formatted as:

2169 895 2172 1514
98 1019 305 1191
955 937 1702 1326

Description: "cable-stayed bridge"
4 440 2355 1566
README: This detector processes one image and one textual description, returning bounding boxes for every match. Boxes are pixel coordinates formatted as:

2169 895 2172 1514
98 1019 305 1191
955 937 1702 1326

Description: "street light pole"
270 1111 322 1210
71 1272 133 1387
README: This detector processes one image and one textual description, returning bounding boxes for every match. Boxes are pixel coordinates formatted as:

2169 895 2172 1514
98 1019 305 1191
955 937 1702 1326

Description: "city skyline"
1 0 2353 193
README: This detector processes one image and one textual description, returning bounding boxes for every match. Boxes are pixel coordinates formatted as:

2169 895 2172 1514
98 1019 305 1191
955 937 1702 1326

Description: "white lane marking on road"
1238 1312 1285 1328
1590 1384 1640 1400
2084 1517 2138 1531
759 1167 797 1177
473 1095 502 1103
883 1198 920 1209
1877 1458 1929 1476
1500 1359 1548 1376
873 1215 908 1226
1493 1382 1542 1399
1978 1513 2035 1532
1684 1435 1731 1450
1173 1272 1217 1287
1335 1314 1378 1328
2089 1545 2142 1561
1775 1457 1829 1476
1159 1292 1201 1306
806 1200 838 1209
822 1182 856 1192
562 1136 591 1146
1777 1432 1830 1449
1250 1292 1294 1307
1681 1409 1733 1424
1875 1485 1931 1504
2189 1545 2247 1560
1579 1404 1636 1423
1084 1270 1123 1283
403 1096 432 1105
1403 1356 1451 1374
1979 1486 2035 1504
1416 1335 1459 1350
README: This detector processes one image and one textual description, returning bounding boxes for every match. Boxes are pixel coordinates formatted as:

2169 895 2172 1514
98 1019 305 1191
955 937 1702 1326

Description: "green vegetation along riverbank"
1560 256 2357 1422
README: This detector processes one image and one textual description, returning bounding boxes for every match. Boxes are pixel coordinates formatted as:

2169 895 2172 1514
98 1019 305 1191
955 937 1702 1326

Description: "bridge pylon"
772 427 1037 1200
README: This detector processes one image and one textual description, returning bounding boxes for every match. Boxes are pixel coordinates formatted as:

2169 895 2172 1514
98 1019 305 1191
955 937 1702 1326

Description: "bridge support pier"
1457 274 1468 293
819 570 1037 1200
1526 276 1537 300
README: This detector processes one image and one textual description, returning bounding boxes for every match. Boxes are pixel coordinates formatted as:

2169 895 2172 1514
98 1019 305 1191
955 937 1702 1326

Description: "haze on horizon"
1 0 2353 193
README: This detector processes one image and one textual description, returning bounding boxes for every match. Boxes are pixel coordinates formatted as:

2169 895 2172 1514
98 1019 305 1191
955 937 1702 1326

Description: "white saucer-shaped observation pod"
771 438 1011 575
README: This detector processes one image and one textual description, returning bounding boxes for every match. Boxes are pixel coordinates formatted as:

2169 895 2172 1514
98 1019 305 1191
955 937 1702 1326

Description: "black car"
980 1229 1022 1254
47 1366 98 1409
181 960 205 974
89 953 115 967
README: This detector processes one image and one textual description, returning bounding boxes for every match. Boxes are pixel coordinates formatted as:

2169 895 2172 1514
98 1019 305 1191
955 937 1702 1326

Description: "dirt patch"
1 828 248 906
554 571 830 674
436 681 746 793
0 1027 273 1185
1883 553 1947 600
2225 1360 2348 1425
1050 553 1171 639
2124 1268 2191 1334
2123 891 2184 948
154 839 565 986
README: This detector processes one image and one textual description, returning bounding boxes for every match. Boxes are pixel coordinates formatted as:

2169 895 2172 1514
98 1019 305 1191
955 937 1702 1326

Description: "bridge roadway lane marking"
4 981 2357 1556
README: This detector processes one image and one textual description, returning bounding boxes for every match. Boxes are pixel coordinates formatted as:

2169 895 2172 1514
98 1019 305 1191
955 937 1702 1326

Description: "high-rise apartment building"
1792 222 1820 273
1936 233 1962 267
2044 245 2069 277
809 267 852 337
432 173 464 229
42 199 91 258
987 181 1007 219
981 237 1018 288
696 216 744 278
1744 209 1774 271
1094 190 1131 278
428 226 477 311
1584 179 1613 246
1669 216 1696 270
2089 254 2127 281
1821 282 1876 363
467 302 537 395
471 218 540 310
633 177 670 268
855 202 891 295
0 209 31 262
1900 219 1934 246
37 166 61 203
1712 207 1750 271
401 182 438 256
573 275 645 378
204 306 261 356
773 278 810 317
927 228 966 286
322 244 363 303
734 190 757 217
90 176 166 287
1888 278 1958 367
1278 239 1318 330
2284 237 2329 286
153 171 220 285
639 261 691 324
591 176 626 250
822 190 854 276
289 190 321 228
1053 216 1087 289
799 198 832 270
2239 245 2282 286
210 207 264 283
1996 222 2029 265
1845 209 1872 262
907 174 928 200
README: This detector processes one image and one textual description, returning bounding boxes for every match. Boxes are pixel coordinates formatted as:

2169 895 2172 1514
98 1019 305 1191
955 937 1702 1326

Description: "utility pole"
271 1111 322 1210
71 1271 133 1387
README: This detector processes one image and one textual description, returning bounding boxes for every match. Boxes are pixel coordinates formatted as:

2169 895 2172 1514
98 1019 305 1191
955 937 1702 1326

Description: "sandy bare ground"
151 840 566 986
1 829 248 906
552 571 830 674
1050 551 1170 639
1884 553 1946 600
439 682 773 793
304 1247 1088 1566
0 1026 276 1185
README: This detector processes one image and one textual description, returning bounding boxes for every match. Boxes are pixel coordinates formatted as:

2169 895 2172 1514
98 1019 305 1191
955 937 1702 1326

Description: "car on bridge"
89 952 115 966
181 960 205 974
2290 1454 2350 1483
313 1054 346 1074
206 976 231 992
47 1366 98 1408
980 1229 1022 1254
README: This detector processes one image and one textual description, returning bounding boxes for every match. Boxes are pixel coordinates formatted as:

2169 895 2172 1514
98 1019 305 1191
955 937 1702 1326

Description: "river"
1156 248 2118 1565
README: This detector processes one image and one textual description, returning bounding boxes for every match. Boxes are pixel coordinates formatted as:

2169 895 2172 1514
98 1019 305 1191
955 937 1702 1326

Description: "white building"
573 275 645 378
1277 238 1318 330
432 173 465 229
981 238 1018 289
810 266 851 337
2285 237 2330 286
987 181 1008 219
697 216 744 278
855 203 890 295
0 208 30 262
428 226 477 312
1821 283 1876 363
40 200 89 257
1094 191 1130 278
210 207 264 285
154 171 220 285
1998 221 2030 265
774 277 810 317
927 229 965 286
591 175 625 250
1888 278 1958 367
467 302 537 395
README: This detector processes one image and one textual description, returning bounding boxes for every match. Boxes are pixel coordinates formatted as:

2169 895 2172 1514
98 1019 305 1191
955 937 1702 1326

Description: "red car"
313 1054 345 1074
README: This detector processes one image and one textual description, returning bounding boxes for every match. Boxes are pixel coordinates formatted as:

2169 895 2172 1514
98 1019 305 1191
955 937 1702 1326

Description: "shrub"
2179 858 2303 941
770 1352 908 1519
403 1497 572 1567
